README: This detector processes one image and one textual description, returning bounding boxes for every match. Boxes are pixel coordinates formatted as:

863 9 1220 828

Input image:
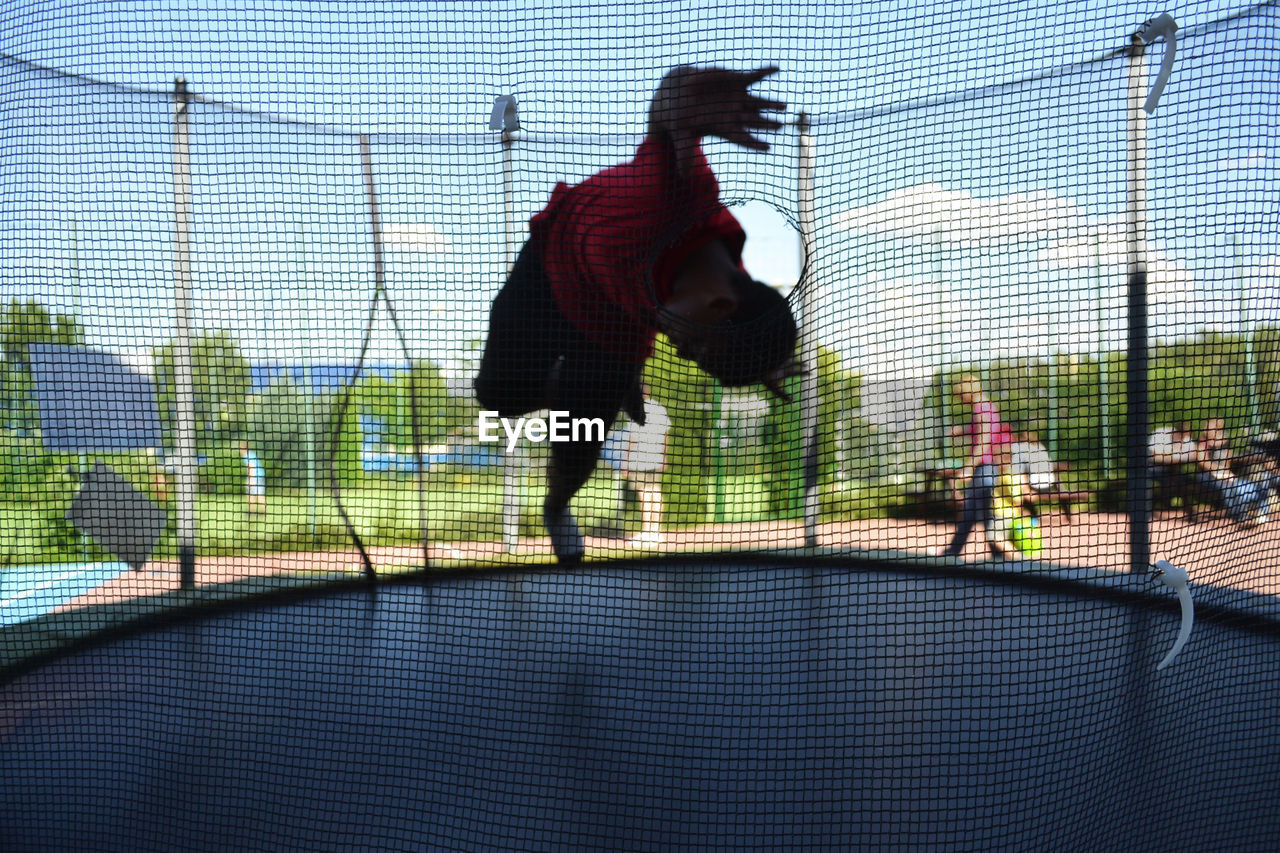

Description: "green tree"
1256 325 1280 431
761 345 857 518
0 299 85 500
323 389 366 487
0 298 84 365
642 337 717 526
246 376 316 490
153 329 252 450
353 361 473 449
0 298 84 435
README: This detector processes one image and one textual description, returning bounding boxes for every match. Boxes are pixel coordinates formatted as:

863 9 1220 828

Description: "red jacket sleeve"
530 135 746 361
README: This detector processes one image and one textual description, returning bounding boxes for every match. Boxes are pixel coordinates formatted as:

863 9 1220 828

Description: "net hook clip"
1132 13 1178 114
1151 559 1194 671
490 95 521 132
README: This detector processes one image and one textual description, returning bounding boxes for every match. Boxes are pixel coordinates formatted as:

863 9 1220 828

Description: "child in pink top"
940 376 1008 559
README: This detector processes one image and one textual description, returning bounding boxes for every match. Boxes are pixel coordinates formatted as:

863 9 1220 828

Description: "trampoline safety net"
1 1 1279 850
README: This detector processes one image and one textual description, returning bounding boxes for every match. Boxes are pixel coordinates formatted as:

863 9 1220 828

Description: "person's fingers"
743 115 785 134
748 96 787 117
758 357 806 402
719 130 770 151
658 65 786 157
743 65 781 85
699 66 782 104
772 357 807 379
715 103 785 150
762 375 794 403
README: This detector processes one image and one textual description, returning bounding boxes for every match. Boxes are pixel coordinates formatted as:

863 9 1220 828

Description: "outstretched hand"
648 65 786 175
760 356 806 403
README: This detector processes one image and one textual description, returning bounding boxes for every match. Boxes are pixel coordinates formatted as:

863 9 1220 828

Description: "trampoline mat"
2 562 1278 851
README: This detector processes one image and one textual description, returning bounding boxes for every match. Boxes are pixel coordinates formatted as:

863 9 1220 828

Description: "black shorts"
474 239 643 432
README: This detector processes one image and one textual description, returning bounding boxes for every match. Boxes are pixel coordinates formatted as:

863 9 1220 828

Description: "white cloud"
1234 256 1280 327
814 267 1079 379
837 186 1194 304
818 183 1211 375
1035 216 1126 269
834 183 1089 247
382 223 449 252
1218 149 1270 172
1255 256 1280 286
118 348 156 376
1147 253 1195 302
1034 213 1193 305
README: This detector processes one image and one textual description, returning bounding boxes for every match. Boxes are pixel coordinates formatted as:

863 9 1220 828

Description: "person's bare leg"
543 444 600 564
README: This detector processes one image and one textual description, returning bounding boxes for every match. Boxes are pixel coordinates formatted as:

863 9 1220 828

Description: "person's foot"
623 378 647 426
544 506 584 565
628 529 664 547
1239 502 1268 529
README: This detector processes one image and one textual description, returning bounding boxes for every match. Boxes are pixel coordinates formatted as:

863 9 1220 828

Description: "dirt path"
54 511 1279 613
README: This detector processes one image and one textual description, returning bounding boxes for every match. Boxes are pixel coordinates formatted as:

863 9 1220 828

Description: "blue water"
0 561 131 626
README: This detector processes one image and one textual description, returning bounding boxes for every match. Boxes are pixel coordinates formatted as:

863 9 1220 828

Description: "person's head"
1203 417 1226 438
677 271 797 389
1173 422 1193 438
993 438 1014 468
953 374 984 406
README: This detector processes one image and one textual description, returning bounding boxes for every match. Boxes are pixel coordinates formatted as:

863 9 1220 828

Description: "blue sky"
1 0 1275 379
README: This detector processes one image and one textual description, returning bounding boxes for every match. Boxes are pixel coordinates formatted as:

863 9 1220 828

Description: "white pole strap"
1151 559 1194 671
490 95 521 132
1134 13 1178 114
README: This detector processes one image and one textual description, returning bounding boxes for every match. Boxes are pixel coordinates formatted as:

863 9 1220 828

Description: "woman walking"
938 375 1006 559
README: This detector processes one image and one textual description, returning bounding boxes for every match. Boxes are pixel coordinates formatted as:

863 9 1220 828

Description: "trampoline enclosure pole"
797 113 820 547
1125 13 1178 573
172 78 197 589
712 383 726 523
1094 229 1115 480
496 109 521 554
1235 234 1259 435
1125 35 1151 575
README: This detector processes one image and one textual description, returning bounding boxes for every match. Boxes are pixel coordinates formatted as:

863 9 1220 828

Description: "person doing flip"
475 65 801 563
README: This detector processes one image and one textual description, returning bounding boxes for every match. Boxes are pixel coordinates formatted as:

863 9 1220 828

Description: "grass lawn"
1 468 897 566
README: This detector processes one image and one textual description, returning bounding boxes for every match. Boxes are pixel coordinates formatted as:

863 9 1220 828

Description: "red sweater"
530 135 746 362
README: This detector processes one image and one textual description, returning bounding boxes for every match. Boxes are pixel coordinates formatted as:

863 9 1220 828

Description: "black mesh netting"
2 1 1279 849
